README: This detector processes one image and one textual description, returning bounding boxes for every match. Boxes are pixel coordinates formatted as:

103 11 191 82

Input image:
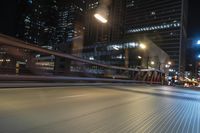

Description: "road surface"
0 84 200 133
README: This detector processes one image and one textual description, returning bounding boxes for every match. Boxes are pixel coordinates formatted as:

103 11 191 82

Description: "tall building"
124 0 188 73
16 0 86 74
109 0 126 41
54 0 86 73
16 0 58 48
55 0 85 46
16 0 59 73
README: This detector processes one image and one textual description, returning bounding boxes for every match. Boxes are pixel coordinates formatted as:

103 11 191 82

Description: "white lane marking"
58 94 88 99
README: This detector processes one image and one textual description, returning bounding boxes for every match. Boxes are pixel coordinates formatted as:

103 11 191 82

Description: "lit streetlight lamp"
165 64 170 68
138 56 142 59
94 13 108 23
139 43 146 49
197 40 200 45
151 61 155 65
168 61 172 65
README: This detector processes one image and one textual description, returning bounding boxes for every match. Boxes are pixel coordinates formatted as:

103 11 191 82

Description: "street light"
138 56 142 59
165 64 170 68
151 61 155 65
94 13 108 23
168 61 172 65
6 59 11 62
197 40 200 45
139 43 146 49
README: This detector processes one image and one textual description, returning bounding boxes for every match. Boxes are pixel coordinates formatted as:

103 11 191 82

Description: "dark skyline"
188 0 200 37
0 0 200 38
0 0 19 36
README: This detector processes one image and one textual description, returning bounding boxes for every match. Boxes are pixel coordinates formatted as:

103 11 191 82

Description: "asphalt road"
0 84 200 133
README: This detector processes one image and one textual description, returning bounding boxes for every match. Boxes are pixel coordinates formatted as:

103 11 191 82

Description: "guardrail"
0 74 163 85
0 34 165 84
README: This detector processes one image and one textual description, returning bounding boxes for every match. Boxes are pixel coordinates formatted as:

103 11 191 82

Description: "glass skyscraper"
54 0 86 73
16 0 58 48
16 0 86 73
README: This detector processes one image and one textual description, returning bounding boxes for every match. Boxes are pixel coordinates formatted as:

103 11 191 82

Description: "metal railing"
0 34 165 84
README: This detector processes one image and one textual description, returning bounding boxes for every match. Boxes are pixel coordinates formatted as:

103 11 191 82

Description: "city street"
0 84 200 133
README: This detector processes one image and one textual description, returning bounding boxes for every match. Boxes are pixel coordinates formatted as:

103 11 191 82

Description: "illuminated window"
127 22 181 33
151 11 156 15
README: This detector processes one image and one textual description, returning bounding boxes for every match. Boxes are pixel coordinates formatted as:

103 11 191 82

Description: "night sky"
188 0 200 38
0 0 200 38
0 0 19 36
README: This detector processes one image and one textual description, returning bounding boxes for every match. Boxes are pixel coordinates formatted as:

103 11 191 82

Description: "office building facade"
125 0 188 73
54 0 86 73
16 0 86 74
16 0 58 48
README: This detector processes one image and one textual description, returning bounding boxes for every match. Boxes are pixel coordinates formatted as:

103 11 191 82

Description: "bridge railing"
0 34 165 84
